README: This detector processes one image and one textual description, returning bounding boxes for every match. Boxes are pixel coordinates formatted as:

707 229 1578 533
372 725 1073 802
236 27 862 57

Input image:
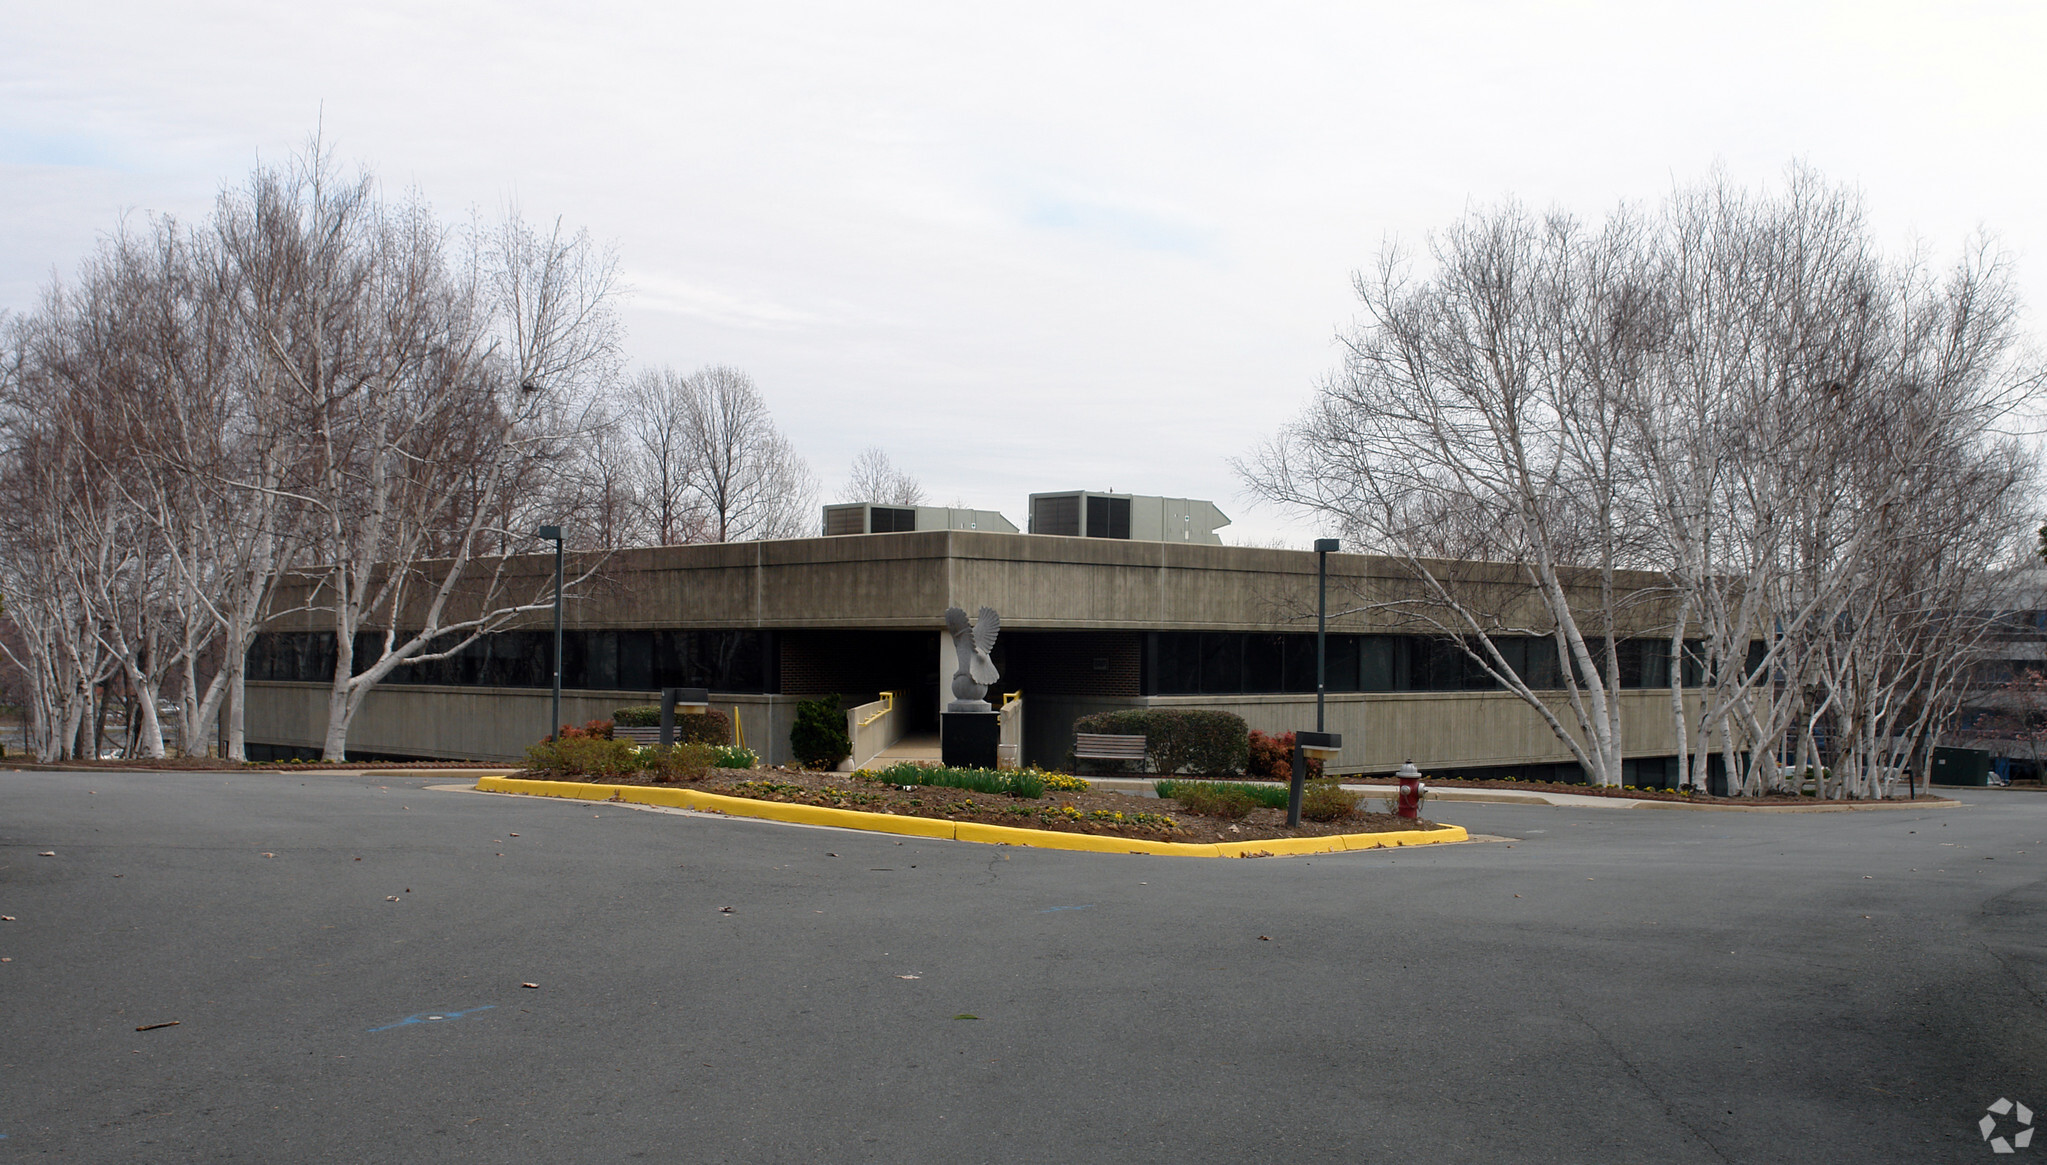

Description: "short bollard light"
659 687 711 747
1287 730 1344 827
1394 759 1426 820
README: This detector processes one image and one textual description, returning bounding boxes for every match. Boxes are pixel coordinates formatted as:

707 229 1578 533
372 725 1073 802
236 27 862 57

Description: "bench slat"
1074 733 1148 759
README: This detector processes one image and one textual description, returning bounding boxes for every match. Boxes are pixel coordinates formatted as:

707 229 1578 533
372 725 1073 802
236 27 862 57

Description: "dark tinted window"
1281 635 1320 693
1154 632 1201 694
1324 634 1361 691
1243 634 1284 693
1199 632 1241 694
251 628 770 692
1360 635 1395 691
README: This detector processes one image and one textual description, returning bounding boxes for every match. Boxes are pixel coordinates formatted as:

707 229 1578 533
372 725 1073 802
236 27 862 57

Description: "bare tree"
840 446 924 506
0 140 633 761
621 366 708 545
0 310 122 760
623 363 816 543
1242 167 2043 796
282 162 622 758
1239 204 1658 785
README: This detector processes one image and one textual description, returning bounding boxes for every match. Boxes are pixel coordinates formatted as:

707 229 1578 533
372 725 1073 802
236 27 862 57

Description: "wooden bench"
614 726 664 746
1073 733 1147 773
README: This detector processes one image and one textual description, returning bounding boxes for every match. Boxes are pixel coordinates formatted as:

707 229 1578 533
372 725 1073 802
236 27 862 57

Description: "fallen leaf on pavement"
718 906 734 913
37 851 54 857
261 853 274 858
897 974 920 980
135 1021 180 1032
385 896 400 902
521 982 539 989
1258 935 1271 941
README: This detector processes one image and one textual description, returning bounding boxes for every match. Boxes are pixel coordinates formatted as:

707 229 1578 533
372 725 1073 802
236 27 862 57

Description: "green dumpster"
1930 747 1992 787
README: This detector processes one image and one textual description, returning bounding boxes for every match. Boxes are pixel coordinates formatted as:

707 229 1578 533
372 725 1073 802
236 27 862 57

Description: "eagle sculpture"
944 605 1001 711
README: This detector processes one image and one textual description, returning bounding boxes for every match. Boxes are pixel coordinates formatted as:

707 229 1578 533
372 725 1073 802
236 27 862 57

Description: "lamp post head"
1296 729 1342 762
537 525 562 542
1314 538 1340 554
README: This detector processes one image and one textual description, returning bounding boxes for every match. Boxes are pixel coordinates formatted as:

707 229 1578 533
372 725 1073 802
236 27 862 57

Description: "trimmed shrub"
1073 709 1248 775
1247 730 1324 782
790 695 852 769
1172 784 1257 818
641 742 717 783
526 734 639 778
1299 778 1362 822
613 705 733 745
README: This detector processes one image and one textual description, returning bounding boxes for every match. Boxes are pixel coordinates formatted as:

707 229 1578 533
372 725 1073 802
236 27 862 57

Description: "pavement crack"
1568 1009 1731 1163
1980 940 2047 1015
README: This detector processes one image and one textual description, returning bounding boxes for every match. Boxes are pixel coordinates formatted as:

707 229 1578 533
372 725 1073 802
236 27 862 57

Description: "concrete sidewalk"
1075 774 1960 811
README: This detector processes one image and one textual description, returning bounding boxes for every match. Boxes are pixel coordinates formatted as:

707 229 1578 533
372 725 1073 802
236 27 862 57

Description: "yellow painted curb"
475 776 1469 858
954 821 1219 856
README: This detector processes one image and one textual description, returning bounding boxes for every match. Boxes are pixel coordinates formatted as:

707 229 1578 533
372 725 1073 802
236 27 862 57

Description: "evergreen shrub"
612 706 733 745
790 695 852 769
1072 708 1248 775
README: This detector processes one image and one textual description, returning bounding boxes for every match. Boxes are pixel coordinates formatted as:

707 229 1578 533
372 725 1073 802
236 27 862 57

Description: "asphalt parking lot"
1 770 2041 1163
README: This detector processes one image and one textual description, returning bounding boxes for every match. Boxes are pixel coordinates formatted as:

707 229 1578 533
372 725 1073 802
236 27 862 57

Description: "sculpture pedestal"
941 711 1001 770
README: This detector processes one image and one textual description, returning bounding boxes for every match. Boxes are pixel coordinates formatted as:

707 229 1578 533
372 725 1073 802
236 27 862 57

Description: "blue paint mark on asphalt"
1037 905 1094 913
367 1005 496 1033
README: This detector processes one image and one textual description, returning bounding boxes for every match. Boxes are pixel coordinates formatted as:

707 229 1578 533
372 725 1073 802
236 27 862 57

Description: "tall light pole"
1314 538 1338 732
538 525 563 741
1290 538 1343 827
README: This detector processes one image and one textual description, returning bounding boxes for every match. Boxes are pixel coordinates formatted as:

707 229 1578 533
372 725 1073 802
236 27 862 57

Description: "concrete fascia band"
474 776 1469 857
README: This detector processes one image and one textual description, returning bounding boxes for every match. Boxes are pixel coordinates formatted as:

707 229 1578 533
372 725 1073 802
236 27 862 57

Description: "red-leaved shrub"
1247 730 1324 782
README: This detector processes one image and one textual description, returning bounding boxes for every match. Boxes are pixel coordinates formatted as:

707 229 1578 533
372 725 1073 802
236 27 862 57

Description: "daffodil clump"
1034 803 1179 831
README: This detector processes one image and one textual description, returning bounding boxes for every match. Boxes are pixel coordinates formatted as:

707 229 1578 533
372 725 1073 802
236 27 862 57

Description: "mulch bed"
514 765 1450 844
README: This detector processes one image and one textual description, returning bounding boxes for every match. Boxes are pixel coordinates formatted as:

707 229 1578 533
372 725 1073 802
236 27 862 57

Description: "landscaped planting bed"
511 761 1451 843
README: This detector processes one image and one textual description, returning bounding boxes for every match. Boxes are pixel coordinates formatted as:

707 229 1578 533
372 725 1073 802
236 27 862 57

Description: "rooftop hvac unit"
1026 492 1231 544
821 503 1018 536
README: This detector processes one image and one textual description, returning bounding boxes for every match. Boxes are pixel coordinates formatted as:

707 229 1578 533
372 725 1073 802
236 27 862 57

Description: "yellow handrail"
859 691 896 728
1001 690 1023 709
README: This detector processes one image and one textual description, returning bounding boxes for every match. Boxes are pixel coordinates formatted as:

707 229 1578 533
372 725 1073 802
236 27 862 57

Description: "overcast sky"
5 1 2044 544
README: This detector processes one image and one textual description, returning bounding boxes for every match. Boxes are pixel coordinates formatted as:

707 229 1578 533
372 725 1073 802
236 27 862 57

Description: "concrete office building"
243 512 1698 782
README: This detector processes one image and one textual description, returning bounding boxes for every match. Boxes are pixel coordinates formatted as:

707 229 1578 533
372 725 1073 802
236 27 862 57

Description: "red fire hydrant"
1395 760 1426 819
